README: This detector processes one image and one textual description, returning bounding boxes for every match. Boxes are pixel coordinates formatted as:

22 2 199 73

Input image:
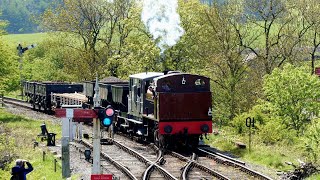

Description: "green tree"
0 0 54 33
23 34 76 81
295 0 320 74
185 1 257 122
0 39 18 92
242 0 311 74
263 63 320 134
42 0 110 79
0 11 8 35
41 0 135 79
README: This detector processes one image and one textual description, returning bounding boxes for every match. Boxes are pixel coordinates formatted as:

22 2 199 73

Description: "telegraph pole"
17 44 24 100
92 76 101 174
16 43 36 100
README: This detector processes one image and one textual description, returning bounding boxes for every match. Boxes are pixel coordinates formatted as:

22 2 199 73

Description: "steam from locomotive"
141 0 184 54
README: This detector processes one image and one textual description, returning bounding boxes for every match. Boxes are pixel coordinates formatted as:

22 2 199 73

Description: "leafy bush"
304 119 320 163
258 119 297 145
263 64 320 134
231 100 276 134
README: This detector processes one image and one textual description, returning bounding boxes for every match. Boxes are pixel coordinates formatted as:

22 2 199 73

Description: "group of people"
10 159 33 180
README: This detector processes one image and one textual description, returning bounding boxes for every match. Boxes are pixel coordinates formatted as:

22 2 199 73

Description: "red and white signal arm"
91 174 112 180
55 109 98 122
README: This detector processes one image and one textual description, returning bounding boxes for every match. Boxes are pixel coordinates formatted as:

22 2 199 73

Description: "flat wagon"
24 81 83 112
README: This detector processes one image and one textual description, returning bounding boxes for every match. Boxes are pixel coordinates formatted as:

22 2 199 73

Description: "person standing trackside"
10 159 33 180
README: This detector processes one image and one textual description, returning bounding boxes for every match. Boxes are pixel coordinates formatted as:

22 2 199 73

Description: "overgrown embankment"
0 108 64 179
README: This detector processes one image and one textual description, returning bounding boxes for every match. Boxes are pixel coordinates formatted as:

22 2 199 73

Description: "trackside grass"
0 108 80 179
205 127 320 179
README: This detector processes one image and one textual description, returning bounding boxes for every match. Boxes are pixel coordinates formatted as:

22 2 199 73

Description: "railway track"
2 96 33 109
4 97 274 180
196 147 273 180
75 137 177 180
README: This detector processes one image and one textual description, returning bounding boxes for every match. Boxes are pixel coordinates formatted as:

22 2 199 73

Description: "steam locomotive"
24 71 213 148
84 71 213 148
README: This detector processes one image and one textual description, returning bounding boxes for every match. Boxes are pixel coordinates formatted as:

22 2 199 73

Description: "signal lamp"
98 105 115 127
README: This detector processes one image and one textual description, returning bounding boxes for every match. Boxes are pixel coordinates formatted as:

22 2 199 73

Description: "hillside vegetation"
0 0 58 33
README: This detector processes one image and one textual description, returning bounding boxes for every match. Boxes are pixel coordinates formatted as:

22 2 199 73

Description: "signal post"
55 78 101 178
92 77 101 174
55 77 114 179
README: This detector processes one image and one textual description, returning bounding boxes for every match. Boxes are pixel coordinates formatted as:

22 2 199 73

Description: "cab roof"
129 72 164 80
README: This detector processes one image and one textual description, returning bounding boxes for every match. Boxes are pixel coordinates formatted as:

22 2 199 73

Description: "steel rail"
198 147 246 165
2 96 32 109
78 139 138 180
168 151 230 180
181 153 196 180
142 149 163 180
110 138 178 180
198 148 273 180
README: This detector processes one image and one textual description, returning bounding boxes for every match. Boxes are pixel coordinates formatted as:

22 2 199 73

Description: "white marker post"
92 76 101 174
55 106 99 178
61 108 72 178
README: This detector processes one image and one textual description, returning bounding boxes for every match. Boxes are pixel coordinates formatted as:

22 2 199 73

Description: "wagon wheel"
43 104 47 113
32 102 36 110
37 103 42 112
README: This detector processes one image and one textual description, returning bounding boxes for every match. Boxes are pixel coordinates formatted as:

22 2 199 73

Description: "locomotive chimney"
160 53 170 75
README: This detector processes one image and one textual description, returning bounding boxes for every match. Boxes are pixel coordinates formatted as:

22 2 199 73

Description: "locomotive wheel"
154 130 166 149
189 135 200 149
154 130 159 147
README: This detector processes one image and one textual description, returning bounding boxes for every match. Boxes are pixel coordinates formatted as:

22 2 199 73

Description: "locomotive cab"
118 72 165 137
128 72 163 119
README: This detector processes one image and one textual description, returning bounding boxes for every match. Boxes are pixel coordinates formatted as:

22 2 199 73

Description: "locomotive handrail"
118 115 143 124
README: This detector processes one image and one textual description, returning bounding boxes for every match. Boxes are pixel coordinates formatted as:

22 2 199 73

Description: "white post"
92 76 101 174
71 121 77 141
61 109 73 178
79 122 83 140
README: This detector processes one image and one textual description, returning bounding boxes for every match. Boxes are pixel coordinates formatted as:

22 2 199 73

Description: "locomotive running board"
118 115 143 124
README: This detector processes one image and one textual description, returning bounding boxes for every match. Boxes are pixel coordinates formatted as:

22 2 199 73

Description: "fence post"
54 159 57 172
43 151 46 161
